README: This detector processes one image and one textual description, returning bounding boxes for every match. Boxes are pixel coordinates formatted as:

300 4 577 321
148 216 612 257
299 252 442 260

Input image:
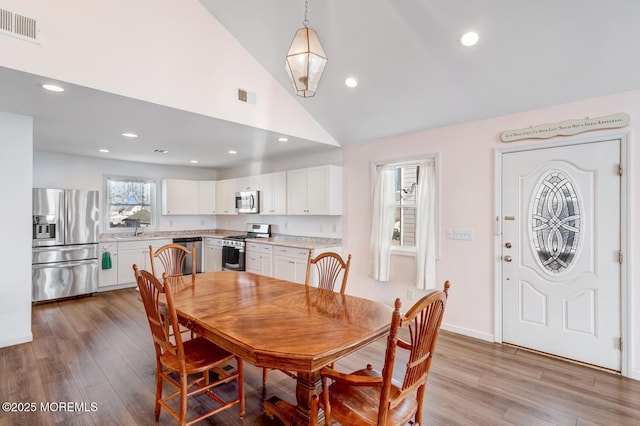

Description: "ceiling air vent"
0 8 41 43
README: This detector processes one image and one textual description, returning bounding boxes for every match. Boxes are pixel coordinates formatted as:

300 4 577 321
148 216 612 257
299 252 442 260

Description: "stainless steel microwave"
235 190 260 213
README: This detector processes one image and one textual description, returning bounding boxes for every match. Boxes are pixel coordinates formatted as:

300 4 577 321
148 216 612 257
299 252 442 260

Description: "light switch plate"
453 228 474 240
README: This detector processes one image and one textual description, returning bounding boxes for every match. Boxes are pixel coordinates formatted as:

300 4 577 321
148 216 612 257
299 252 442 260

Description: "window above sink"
105 175 158 232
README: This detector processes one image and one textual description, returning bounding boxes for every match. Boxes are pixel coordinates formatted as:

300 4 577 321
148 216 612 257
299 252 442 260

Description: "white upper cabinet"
197 181 216 215
286 165 342 215
162 179 198 215
258 171 287 215
216 178 238 215
161 164 341 217
162 179 216 215
236 175 259 191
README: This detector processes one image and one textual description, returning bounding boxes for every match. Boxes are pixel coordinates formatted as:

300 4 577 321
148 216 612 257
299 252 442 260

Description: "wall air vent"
237 88 256 105
0 8 41 43
237 88 248 103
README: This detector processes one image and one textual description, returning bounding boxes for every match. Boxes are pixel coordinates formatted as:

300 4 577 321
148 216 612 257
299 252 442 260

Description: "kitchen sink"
111 235 144 240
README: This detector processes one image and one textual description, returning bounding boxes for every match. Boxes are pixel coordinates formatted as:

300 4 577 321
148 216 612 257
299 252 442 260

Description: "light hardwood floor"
1 288 639 425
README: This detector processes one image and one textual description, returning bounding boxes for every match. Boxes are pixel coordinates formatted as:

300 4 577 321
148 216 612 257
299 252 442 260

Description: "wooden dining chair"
262 251 352 388
133 264 245 425
150 243 197 341
150 243 196 284
305 251 352 294
310 281 450 426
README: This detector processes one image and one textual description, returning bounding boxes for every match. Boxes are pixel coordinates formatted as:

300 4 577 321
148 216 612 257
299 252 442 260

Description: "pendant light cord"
303 0 310 27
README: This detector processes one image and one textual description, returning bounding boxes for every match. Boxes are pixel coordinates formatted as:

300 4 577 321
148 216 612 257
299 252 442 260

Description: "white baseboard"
0 332 33 349
628 367 640 381
440 323 494 342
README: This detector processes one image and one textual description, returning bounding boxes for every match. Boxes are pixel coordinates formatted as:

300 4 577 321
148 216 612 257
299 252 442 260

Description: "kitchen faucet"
134 219 142 237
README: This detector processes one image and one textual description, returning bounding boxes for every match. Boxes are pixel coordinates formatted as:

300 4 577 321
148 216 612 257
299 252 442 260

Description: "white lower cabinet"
204 237 223 272
117 241 150 284
98 242 118 287
246 242 273 276
273 246 310 284
99 238 171 290
272 245 344 284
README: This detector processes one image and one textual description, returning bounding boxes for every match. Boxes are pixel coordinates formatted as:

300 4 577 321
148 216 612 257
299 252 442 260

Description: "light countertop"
246 236 342 250
99 230 341 250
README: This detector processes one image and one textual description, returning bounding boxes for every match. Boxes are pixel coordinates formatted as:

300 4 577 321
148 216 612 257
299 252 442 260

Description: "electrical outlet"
169 220 174 227
407 288 415 300
446 228 453 239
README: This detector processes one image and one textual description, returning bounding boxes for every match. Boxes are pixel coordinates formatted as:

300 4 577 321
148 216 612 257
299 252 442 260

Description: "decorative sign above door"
500 112 629 142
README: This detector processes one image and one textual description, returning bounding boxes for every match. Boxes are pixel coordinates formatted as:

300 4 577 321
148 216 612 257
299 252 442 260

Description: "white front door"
501 139 621 371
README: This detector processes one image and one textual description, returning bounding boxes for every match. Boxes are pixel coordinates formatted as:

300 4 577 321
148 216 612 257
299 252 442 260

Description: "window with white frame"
370 157 438 289
105 175 157 230
393 163 419 250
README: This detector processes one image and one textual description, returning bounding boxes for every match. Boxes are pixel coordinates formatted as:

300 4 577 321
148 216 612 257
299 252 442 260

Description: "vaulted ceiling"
200 0 640 145
2 0 639 168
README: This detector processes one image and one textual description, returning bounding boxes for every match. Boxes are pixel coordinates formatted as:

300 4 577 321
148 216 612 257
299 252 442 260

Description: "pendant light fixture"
285 0 327 97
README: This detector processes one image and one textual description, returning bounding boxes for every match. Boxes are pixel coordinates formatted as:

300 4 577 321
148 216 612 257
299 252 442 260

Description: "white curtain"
415 160 436 289
369 165 396 281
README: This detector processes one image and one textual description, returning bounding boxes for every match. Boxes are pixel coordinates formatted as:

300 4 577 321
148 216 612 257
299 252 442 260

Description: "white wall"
0 112 33 348
217 148 343 179
34 151 219 233
218 214 342 239
342 89 640 379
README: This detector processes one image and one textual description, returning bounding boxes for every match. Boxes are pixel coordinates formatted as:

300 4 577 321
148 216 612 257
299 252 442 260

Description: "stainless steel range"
222 223 270 271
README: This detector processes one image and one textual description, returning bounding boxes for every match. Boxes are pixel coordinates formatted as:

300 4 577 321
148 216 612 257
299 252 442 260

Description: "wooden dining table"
167 270 393 425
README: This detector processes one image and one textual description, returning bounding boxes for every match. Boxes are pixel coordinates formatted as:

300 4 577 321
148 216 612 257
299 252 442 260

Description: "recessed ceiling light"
228 150 238 155
278 137 289 142
41 84 65 92
122 132 138 138
98 149 109 153
190 160 199 164
460 31 480 47
345 77 358 88
154 149 169 154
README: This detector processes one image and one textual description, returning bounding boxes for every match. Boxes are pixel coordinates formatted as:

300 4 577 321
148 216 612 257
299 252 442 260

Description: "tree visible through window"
105 176 156 229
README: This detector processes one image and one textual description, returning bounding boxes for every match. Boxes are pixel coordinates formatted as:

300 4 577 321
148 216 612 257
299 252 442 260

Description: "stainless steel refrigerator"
32 189 99 302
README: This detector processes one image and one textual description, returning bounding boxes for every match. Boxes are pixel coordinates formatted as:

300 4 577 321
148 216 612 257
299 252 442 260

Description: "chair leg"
154 362 163 421
415 384 425 425
179 372 188 426
237 357 245 418
322 378 332 425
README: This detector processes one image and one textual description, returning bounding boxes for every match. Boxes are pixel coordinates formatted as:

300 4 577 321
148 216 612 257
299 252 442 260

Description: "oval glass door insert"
529 170 582 275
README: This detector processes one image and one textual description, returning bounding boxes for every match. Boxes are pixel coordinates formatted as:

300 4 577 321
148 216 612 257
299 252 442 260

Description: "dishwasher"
172 237 203 274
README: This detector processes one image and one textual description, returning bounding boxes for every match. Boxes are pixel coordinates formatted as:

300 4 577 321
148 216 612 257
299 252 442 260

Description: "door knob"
503 255 512 262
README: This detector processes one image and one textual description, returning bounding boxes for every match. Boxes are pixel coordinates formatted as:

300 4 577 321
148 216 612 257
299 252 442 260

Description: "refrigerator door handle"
32 259 98 269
